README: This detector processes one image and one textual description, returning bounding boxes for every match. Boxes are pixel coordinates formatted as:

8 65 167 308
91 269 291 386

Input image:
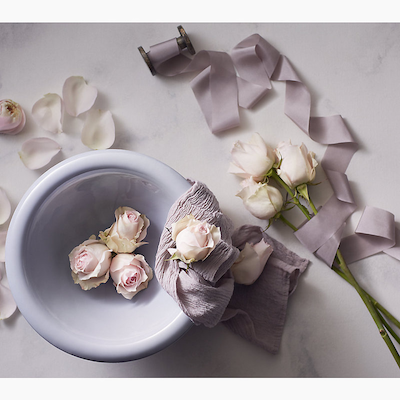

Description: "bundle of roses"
229 132 317 222
68 206 153 300
167 213 273 287
229 132 400 368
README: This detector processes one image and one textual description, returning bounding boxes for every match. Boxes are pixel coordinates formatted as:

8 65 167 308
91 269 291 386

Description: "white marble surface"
1 22 400 378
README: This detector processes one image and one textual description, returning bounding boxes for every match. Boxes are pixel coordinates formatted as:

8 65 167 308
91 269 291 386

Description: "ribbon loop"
146 32 400 268
339 206 398 264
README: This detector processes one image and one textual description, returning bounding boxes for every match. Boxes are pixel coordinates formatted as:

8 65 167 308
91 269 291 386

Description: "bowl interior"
7 151 192 361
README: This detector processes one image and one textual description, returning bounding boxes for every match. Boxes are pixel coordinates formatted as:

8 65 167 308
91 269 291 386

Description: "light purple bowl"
6 150 193 362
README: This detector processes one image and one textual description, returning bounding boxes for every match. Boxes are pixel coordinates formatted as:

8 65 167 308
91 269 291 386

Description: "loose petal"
19 137 61 170
0 231 6 262
62 76 98 117
32 93 63 133
0 189 11 225
81 109 115 150
0 263 17 320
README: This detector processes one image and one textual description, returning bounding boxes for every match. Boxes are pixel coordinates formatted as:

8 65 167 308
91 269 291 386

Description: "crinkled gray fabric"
221 225 309 354
155 180 239 328
155 181 309 353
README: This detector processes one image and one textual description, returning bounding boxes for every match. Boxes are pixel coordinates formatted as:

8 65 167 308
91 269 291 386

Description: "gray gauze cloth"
155 181 309 353
222 225 309 354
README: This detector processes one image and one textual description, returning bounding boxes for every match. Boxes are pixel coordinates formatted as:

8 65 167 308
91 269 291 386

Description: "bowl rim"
5 149 193 362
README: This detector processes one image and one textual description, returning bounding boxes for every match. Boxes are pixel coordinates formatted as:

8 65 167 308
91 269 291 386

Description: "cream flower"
69 237 112 290
110 253 153 299
236 178 283 220
0 99 26 135
276 141 318 189
168 215 221 264
228 133 276 182
99 207 150 253
231 239 273 285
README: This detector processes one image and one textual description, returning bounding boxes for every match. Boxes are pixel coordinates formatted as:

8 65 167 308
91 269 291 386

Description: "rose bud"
0 99 26 135
231 239 273 285
236 178 283 220
110 253 153 300
69 238 112 290
228 132 277 182
99 207 150 253
167 215 221 264
275 140 318 189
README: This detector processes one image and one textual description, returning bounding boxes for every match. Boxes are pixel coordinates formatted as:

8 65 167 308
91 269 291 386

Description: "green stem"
378 310 400 345
278 214 298 232
308 196 319 216
335 249 400 367
269 170 312 221
272 174 400 367
332 266 400 331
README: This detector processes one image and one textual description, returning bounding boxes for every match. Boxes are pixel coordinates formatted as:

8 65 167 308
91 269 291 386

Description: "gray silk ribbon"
146 32 400 267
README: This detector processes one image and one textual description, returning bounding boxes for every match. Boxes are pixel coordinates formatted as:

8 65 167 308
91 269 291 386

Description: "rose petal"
231 239 273 285
0 231 6 262
19 137 61 170
62 76 98 117
32 93 63 134
0 188 11 225
81 109 115 150
72 270 110 291
0 263 17 320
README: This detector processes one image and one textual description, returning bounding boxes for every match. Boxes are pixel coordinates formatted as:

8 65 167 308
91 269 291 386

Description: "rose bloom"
228 132 277 182
69 237 112 290
168 215 221 264
0 99 26 135
236 178 283 220
231 239 273 285
110 253 153 299
99 206 150 253
276 141 318 189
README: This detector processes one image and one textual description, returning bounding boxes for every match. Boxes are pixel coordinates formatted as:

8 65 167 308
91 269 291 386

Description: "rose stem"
269 170 311 220
279 212 400 331
273 174 400 367
307 195 400 331
278 214 298 232
378 311 400 345
277 177 400 328
331 265 400 331
278 212 400 366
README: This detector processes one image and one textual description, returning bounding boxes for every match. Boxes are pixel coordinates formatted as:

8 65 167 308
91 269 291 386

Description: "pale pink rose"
231 239 273 285
276 141 318 189
236 178 283 220
0 99 26 135
110 253 153 299
168 215 221 264
69 237 112 290
99 206 150 253
228 133 277 182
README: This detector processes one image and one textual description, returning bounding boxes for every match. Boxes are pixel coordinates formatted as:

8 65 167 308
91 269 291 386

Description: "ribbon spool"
138 25 196 76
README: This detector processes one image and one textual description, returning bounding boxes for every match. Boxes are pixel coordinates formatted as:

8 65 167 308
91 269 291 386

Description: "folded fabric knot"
155 180 239 327
155 181 309 353
222 225 309 354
